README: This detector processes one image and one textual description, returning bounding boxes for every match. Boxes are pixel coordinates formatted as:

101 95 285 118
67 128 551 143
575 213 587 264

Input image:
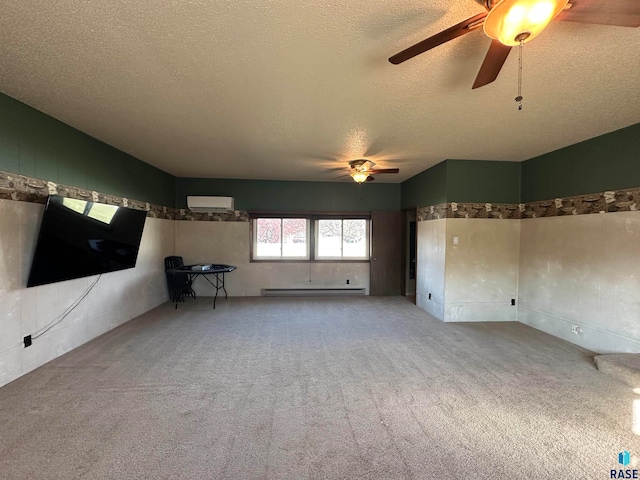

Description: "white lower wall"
416 219 446 320
175 221 369 297
0 199 176 388
414 211 640 353
416 218 519 323
518 212 640 353
444 219 520 322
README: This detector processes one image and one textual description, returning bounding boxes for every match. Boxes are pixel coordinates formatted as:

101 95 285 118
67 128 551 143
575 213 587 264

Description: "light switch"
452 236 459 245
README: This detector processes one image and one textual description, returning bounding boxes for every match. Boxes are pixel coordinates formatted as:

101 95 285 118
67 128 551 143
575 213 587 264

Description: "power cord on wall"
30 274 102 342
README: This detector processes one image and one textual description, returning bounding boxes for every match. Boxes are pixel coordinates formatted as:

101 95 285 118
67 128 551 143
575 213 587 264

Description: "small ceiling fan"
337 159 400 183
389 0 639 89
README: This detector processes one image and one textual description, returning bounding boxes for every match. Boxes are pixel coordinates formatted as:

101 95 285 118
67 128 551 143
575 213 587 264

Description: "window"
253 218 309 259
62 198 118 224
251 215 369 262
316 219 368 259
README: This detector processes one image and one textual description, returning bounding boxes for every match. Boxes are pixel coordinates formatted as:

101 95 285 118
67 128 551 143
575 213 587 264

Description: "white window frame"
250 214 370 262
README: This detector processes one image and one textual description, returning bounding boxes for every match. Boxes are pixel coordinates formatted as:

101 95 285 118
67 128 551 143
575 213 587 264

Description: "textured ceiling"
0 0 638 183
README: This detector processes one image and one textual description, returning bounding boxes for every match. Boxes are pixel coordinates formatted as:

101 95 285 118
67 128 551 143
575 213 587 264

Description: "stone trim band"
3 170 637 222
0 170 248 222
418 187 640 221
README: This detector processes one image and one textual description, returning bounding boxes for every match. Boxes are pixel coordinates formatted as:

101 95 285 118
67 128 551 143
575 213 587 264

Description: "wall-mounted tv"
27 195 147 287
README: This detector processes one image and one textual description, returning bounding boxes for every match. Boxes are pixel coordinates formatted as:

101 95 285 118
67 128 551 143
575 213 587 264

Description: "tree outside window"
317 219 367 258
255 218 308 258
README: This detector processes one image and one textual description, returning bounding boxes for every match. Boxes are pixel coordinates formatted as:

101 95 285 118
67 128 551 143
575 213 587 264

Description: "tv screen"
27 196 147 287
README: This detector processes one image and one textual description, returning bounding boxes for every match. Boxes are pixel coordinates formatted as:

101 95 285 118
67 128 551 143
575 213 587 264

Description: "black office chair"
164 256 195 305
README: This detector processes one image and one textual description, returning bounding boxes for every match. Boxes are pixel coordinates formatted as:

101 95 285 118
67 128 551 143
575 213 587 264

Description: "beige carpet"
595 354 640 389
1 296 639 479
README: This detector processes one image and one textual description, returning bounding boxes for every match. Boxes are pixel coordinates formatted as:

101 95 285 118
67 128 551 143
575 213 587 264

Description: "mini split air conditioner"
186 196 235 213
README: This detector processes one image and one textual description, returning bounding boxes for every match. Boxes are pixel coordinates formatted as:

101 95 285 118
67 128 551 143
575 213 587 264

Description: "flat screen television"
27 195 147 287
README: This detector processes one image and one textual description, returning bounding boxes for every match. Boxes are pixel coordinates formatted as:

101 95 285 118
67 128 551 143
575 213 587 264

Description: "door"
370 211 403 296
400 208 417 297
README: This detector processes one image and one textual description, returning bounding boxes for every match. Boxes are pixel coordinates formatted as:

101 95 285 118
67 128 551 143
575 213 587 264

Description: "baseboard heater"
262 288 366 297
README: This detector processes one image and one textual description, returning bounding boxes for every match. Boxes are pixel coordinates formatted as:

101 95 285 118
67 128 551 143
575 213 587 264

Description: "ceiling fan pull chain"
515 39 524 110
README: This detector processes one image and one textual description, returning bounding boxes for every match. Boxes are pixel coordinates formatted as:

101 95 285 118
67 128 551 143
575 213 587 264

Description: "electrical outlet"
428 293 432 300
24 335 32 348
346 279 350 285
511 299 516 306
571 325 582 335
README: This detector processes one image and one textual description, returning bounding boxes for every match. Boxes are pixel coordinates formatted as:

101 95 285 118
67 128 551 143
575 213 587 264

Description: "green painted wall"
521 123 640 203
0 93 175 206
401 124 640 209
176 178 401 212
400 161 447 208
401 159 519 208
446 160 521 204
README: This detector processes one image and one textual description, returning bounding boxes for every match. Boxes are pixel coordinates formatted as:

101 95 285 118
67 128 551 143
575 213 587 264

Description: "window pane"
282 218 307 257
62 198 87 214
317 219 342 257
343 219 367 257
256 218 281 257
88 204 118 224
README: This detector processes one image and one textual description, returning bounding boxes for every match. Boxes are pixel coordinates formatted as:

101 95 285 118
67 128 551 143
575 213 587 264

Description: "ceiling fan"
389 0 640 89
338 159 400 183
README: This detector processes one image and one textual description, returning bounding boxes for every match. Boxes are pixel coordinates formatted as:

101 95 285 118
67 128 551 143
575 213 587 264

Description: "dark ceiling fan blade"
365 176 375 182
472 40 512 89
368 168 400 174
389 12 487 64
556 0 640 27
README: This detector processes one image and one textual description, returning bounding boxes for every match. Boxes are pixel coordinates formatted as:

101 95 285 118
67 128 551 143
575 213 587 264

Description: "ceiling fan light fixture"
484 0 568 46
350 171 370 183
